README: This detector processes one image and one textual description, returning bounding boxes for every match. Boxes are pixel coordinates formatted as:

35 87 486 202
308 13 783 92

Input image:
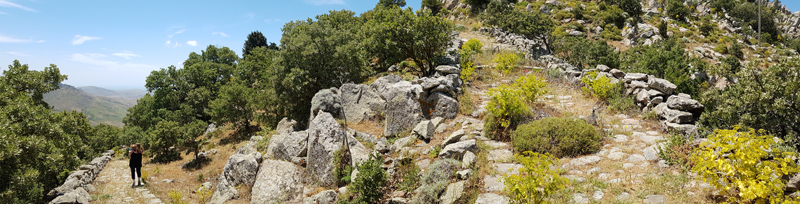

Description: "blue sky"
1 0 798 90
0 0 422 90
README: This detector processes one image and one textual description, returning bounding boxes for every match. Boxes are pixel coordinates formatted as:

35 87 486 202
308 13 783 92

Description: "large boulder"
422 92 459 119
347 133 371 167
440 181 466 204
307 111 347 187
370 74 404 97
275 117 297 135
435 65 461 75
665 93 704 112
310 88 342 121
647 77 677 95
266 131 308 161
340 83 386 123
210 151 262 204
251 159 306 204
383 81 424 137
439 139 479 160
412 120 435 141
654 103 694 124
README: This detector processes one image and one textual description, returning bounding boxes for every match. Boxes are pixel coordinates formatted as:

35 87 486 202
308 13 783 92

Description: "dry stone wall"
539 55 704 135
47 150 114 204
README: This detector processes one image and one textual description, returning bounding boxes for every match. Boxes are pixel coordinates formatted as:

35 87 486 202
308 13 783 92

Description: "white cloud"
165 40 180 48
212 32 229 37
0 0 37 12
0 34 43 43
187 41 197 46
72 35 101 45
168 29 186 38
6 51 30 57
70 53 155 69
112 52 140 60
303 0 345 5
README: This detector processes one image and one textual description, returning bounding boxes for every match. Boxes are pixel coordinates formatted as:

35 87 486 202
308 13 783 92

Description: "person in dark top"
128 143 143 188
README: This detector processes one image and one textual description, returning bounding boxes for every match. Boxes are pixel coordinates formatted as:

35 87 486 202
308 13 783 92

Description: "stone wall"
47 150 115 204
539 55 703 136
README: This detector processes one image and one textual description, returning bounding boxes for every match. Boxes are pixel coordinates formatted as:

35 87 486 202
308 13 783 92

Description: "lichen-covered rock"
475 193 510 204
306 111 347 187
266 130 308 161
435 65 461 75
422 92 459 119
251 159 306 204
647 77 677 95
412 120 435 141
440 181 466 204
439 139 479 160
310 88 342 120
443 129 466 147
211 151 262 204
654 103 694 123
303 190 338 204
340 83 385 123
275 117 297 135
666 93 704 112
383 81 424 137
48 187 90 204
624 73 648 81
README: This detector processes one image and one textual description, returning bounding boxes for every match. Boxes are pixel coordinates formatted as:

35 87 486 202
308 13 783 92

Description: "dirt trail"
89 159 165 204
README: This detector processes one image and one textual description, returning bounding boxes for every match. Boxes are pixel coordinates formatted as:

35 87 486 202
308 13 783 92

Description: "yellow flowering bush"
691 126 800 203
484 75 547 141
515 75 548 103
494 53 521 74
486 84 528 129
504 151 567 204
581 71 622 100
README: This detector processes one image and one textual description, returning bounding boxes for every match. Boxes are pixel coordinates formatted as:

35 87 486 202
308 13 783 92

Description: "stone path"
90 160 164 204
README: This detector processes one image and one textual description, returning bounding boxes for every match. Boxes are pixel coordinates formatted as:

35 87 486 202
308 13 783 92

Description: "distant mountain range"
43 84 147 127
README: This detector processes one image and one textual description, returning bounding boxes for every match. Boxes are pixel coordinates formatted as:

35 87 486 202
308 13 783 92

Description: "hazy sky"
0 0 423 90
1 0 798 90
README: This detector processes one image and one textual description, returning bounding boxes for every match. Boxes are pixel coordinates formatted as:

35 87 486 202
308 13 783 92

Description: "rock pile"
48 150 115 204
621 22 662 47
479 27 550 57
540 55 704 135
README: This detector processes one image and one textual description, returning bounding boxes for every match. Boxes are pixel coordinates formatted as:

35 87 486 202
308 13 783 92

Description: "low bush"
504 151 567 204
657 131 694 169
713 44 728 54
691 126 799 203
409 159 459 204
515 75 548 103
581 72 622 100
600 24 623 41
493 53 521 74
484 85 529 141
550 36 619 69
340 153 386 204
333 146 353 186
511 117 601 158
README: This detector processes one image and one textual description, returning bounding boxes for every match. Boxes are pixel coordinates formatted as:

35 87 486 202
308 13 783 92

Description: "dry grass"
347 119 384 137
143 125 253 204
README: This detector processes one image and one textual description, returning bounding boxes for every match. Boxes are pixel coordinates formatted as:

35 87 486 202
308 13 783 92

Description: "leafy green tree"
667 0 690 22
0 60 94 204
710 0 735 12
550 36 620 69
208 82 256 131
237 47 284 128
363 6 454 76
484 1 555 48
278 10 371 124
378 0 405 7
242 31 278 57
658 21 669 39
421 0 443 15
616 0 643 17
699 58 800 147
620 38 705 96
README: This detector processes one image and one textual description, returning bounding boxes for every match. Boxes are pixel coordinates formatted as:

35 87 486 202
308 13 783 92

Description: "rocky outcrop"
306 111 348 187
340 83 385 123
439 139 479 160
48 150 114 203
383 80 425 137
266 130 308 162
251 159 306 204
211 137 263 204
479 27 549 57
310 88 343 121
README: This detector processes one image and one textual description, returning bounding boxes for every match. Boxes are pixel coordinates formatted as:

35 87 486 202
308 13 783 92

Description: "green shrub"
484 1 555 45
409 159 459 204
691 127 799 203
620 38 705 96
493 53 521 74
597 5 625 28
169 191 189 204
658 21 669 38
600 24 623 41
511 117 601 157
713 44 728 54
333 146 353 186
485 84 530 141
729 42 744 59
341 153 386 204
515 75 548 103
458 88 475 115
550 36 620 69
657 131 693 169
554 10 575 20
581 72 622 100
699 20 715 36
504 152 568 204
397 158 421 192
667 0 690 22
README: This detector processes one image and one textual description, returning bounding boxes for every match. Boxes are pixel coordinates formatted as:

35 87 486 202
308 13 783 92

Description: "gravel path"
90 160 164 204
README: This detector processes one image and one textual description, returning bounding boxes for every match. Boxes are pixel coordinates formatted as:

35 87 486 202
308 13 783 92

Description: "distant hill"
43 84 146 127
79 86 148 101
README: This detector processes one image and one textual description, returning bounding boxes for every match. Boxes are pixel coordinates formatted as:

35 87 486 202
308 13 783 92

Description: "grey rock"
647 77 677 95
787 174 800 191
340 83 386 123
494 163 523 175
597 64 611 72
627 154 646 163
488 149 513 162
431 117 444 128
439 139 478 160
436 65 461 75
388 197 408 204
412 120 435 141
666 94 704 112
211 150 261 204
423 92 459 119
643 195 667 204
391 137 415 153
624 73 648 81
483 175 505 192
610 69 625 78
266 130 308 161
443 129 466 146
310 88 342 120
570 156 603 166
614 135 629 143
370 74 403 96
475 193 510 204
593 190 605 201
251 159 306 204
48 187 91 204
275 117 297 135
303 190 337 204
346 133 371 167
573 193 589 204
383 81 424 137
440 181 466 204
664 122 696 135
457 169 472 179
307 111 347 187
462 151 476 168
643 144 662 161
654 103 694 124
608 152 626 160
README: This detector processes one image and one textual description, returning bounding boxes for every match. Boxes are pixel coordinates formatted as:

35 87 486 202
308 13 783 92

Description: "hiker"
128 143 144 188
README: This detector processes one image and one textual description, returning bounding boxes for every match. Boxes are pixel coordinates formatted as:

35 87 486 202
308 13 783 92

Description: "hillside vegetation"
43 84 139 127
